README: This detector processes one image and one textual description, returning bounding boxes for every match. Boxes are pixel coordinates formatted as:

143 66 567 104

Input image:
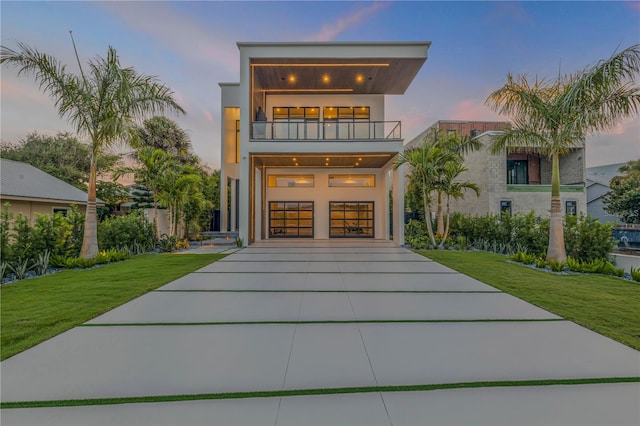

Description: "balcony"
251 120 401 141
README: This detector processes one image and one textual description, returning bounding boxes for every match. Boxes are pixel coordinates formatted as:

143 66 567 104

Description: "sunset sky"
2 1 639 169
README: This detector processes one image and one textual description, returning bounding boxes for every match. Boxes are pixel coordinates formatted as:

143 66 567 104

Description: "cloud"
305 2 389 41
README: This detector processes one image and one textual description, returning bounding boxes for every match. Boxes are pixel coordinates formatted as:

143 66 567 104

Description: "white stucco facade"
220 42 430 245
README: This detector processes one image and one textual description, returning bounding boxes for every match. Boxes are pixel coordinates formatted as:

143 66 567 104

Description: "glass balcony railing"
251 120 401 141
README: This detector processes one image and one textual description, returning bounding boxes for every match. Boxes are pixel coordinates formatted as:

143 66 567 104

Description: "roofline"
237 41 432 49
1 195 104 205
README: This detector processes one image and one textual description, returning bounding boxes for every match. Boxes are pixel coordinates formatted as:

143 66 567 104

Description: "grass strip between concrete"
79 319 567 327
2 377 638 409
154 289 503 293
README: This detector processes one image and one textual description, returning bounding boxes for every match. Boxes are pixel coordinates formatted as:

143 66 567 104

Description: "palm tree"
436 161 480 248
426 129 482 236
394 143 459 247
1 41 184 258
486 44 640 262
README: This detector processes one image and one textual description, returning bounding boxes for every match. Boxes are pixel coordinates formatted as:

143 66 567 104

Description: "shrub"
98 211 156 252
630 267 640 283
564 214 614 263
158 234 178 252
548 259 566 272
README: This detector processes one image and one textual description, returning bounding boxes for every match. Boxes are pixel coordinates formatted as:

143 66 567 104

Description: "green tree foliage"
0 132 119 190
1 41 184 258
603 159 640 224
486 44 640 262
132 116 196 164
97 210 157 252
96 181 131 220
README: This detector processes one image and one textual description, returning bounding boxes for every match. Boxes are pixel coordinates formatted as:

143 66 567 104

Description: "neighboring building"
586 163 625 223
405 120 511 149
219 42 431 245
403 130 587 217
0 158 101 222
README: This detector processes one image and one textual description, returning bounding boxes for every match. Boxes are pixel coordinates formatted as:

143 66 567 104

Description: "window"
235 119 240 163
322 106 369 120
470 129 480 138
53 208 68 216
330 202 374 238
272 107 319 139
507 160 528 184
500 200 512 215
268 175 314 188
269 201 314 238
566 200 577 215
328 174 375 187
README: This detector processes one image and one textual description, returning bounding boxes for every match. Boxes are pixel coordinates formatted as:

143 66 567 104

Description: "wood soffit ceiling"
252 153 396 168
251 58 426 95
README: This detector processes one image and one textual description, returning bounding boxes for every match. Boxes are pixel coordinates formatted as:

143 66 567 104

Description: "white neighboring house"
219 42 431 245
0 158 103 222
403 131 587 217
586 163 625 223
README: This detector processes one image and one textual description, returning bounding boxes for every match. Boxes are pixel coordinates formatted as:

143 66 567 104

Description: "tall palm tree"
486 44 640 262
1 41 184 258
394 143 459 247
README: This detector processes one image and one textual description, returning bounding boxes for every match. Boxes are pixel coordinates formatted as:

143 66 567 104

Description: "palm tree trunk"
438 197 452 249
80 158 100 259
422 189 436 247
436 191 444 237
546 151 567 262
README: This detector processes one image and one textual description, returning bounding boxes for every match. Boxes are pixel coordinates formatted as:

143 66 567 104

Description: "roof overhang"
244 42 431 95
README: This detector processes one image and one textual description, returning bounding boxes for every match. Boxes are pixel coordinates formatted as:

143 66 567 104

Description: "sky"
2 1 639 170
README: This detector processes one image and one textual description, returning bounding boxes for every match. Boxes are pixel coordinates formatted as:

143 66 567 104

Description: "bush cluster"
406 211 615 263
97 210 157 252
1 204 157 282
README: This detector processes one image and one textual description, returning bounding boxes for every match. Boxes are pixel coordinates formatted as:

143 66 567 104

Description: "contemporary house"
219 42 431 245
405 120 511 144
0 158 101 222
404 129 587 217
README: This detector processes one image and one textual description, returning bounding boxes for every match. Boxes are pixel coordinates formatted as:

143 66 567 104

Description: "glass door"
269 201 314 238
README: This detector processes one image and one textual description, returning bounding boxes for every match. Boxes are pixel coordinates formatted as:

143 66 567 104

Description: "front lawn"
1 253 224 360
418 250 640 351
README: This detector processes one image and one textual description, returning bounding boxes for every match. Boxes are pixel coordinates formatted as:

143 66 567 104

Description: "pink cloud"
306 2 390 42
203 110 213 123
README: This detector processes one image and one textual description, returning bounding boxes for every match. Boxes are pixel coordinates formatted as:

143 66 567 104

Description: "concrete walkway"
2 240 639 425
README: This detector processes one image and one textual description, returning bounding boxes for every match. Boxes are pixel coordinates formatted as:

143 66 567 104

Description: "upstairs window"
323 106 369 120
507 160 528 184
272 107 319 120
566 200 577 215
500 200 512 215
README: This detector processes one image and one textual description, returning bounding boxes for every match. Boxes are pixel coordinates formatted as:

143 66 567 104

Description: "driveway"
2 240 639 425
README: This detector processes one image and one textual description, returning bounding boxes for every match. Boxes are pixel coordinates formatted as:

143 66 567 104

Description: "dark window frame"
269 201 314 238
329 201 375 238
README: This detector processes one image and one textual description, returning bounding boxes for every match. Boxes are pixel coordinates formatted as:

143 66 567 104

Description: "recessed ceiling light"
322 75 330 83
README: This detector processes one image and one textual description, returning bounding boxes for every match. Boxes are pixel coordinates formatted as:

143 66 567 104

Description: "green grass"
2 377 638 408
418 250 640 350
0 253 224 360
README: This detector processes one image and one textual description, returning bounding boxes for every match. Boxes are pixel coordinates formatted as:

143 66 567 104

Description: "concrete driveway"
2 240 639 425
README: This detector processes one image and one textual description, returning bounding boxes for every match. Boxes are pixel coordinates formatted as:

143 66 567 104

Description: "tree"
436 161 479 248
1 41 184 258
132 116 196 164
1 132 119 190
95 181 131 220
603 159 640 224
424 129 482 236
486 44 640 262
394 143 459 247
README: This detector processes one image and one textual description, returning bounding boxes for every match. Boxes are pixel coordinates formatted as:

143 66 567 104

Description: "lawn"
418 250 640 351
1 253 224 360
